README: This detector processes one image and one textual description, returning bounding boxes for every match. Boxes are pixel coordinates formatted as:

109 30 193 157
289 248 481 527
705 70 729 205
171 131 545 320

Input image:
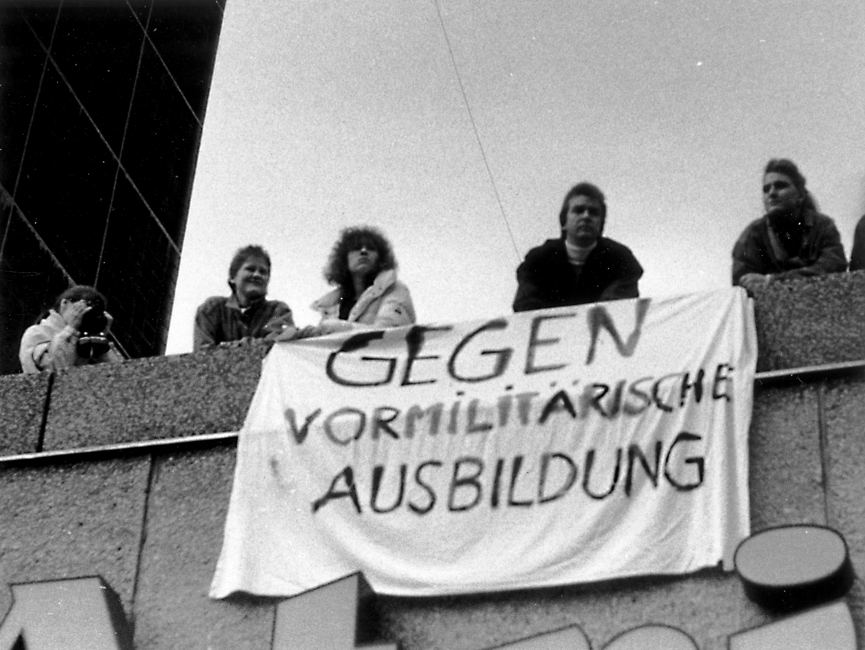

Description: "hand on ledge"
218 337 256 348
739 273 772 295
266 325 322 342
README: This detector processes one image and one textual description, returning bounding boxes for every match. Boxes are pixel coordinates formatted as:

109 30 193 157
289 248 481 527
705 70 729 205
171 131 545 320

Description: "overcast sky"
165 0 865 355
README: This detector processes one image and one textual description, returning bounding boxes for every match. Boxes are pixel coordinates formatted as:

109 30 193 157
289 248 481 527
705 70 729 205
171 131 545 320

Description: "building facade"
1 273 865 648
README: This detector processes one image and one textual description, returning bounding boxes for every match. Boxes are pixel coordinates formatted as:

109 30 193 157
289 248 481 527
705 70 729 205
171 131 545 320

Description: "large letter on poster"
211 288 757 599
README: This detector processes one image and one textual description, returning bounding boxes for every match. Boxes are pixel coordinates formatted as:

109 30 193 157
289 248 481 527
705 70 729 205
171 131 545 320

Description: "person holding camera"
19 285 123 373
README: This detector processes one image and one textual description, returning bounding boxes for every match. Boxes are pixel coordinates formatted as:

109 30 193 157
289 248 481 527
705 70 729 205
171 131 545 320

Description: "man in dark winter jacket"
513 182 643 312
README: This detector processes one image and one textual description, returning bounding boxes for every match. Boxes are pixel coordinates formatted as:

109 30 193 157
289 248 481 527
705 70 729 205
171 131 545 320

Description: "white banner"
211 288 756 598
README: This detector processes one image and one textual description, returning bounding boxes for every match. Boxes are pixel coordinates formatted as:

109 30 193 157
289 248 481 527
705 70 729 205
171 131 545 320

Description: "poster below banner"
211 288 756 598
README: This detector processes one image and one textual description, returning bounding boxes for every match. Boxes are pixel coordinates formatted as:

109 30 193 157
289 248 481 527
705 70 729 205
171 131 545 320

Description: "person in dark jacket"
513 182 643 312
732 159 846 290
194 245 294 350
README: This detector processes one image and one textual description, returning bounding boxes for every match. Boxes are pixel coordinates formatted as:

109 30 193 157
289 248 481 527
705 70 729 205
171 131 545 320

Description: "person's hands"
739 273 771 293
293 325 323 339
219 337 255 348
264 324 326 342
266 325 301 342
62 299 91 330
286 325 321 340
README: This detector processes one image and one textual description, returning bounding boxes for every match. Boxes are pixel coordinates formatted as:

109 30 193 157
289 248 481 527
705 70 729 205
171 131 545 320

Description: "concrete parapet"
42 343 269 450
0 371 50 456
748 271 865 371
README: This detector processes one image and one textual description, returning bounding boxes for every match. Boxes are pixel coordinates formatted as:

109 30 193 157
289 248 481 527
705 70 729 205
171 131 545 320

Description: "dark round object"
77 335 110 359
734 524 854 612
78 307 108 337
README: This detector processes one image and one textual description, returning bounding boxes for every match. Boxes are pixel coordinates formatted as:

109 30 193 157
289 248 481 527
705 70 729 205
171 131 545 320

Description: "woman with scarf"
732 159 846 292
302 226 415 337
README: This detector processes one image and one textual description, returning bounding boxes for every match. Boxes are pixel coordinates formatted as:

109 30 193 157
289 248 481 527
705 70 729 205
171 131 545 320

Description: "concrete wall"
2 274 865 650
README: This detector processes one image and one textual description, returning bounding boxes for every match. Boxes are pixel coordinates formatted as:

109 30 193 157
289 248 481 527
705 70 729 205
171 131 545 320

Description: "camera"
78 301 108 337
76 300 111 359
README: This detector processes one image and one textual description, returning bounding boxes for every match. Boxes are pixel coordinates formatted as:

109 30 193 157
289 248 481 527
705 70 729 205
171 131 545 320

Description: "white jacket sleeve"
19 322 80 373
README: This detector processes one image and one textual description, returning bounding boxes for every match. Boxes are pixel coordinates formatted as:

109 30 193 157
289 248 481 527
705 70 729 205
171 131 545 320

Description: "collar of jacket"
225 293 265 312
764 205 816 230
764 207 816 261
312 269 397 320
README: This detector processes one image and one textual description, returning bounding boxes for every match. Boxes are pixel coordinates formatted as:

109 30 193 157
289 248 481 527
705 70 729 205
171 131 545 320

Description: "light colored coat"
311 269 416 334
19 310 122 373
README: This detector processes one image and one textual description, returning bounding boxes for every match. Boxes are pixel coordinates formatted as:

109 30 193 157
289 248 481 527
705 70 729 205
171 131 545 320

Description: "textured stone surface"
748 384 826 531
132 445 275 650
820 376 865 636
750 271 865 371
0 371 50 456
379 571 765 650
42 343 269 450
0 456 150 627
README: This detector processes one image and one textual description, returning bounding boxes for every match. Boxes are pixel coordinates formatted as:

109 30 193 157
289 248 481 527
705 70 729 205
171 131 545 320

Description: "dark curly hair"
323 226 397 289
39 285 107 324
52 285 107 313
557 182 607 239
764 158 817 211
